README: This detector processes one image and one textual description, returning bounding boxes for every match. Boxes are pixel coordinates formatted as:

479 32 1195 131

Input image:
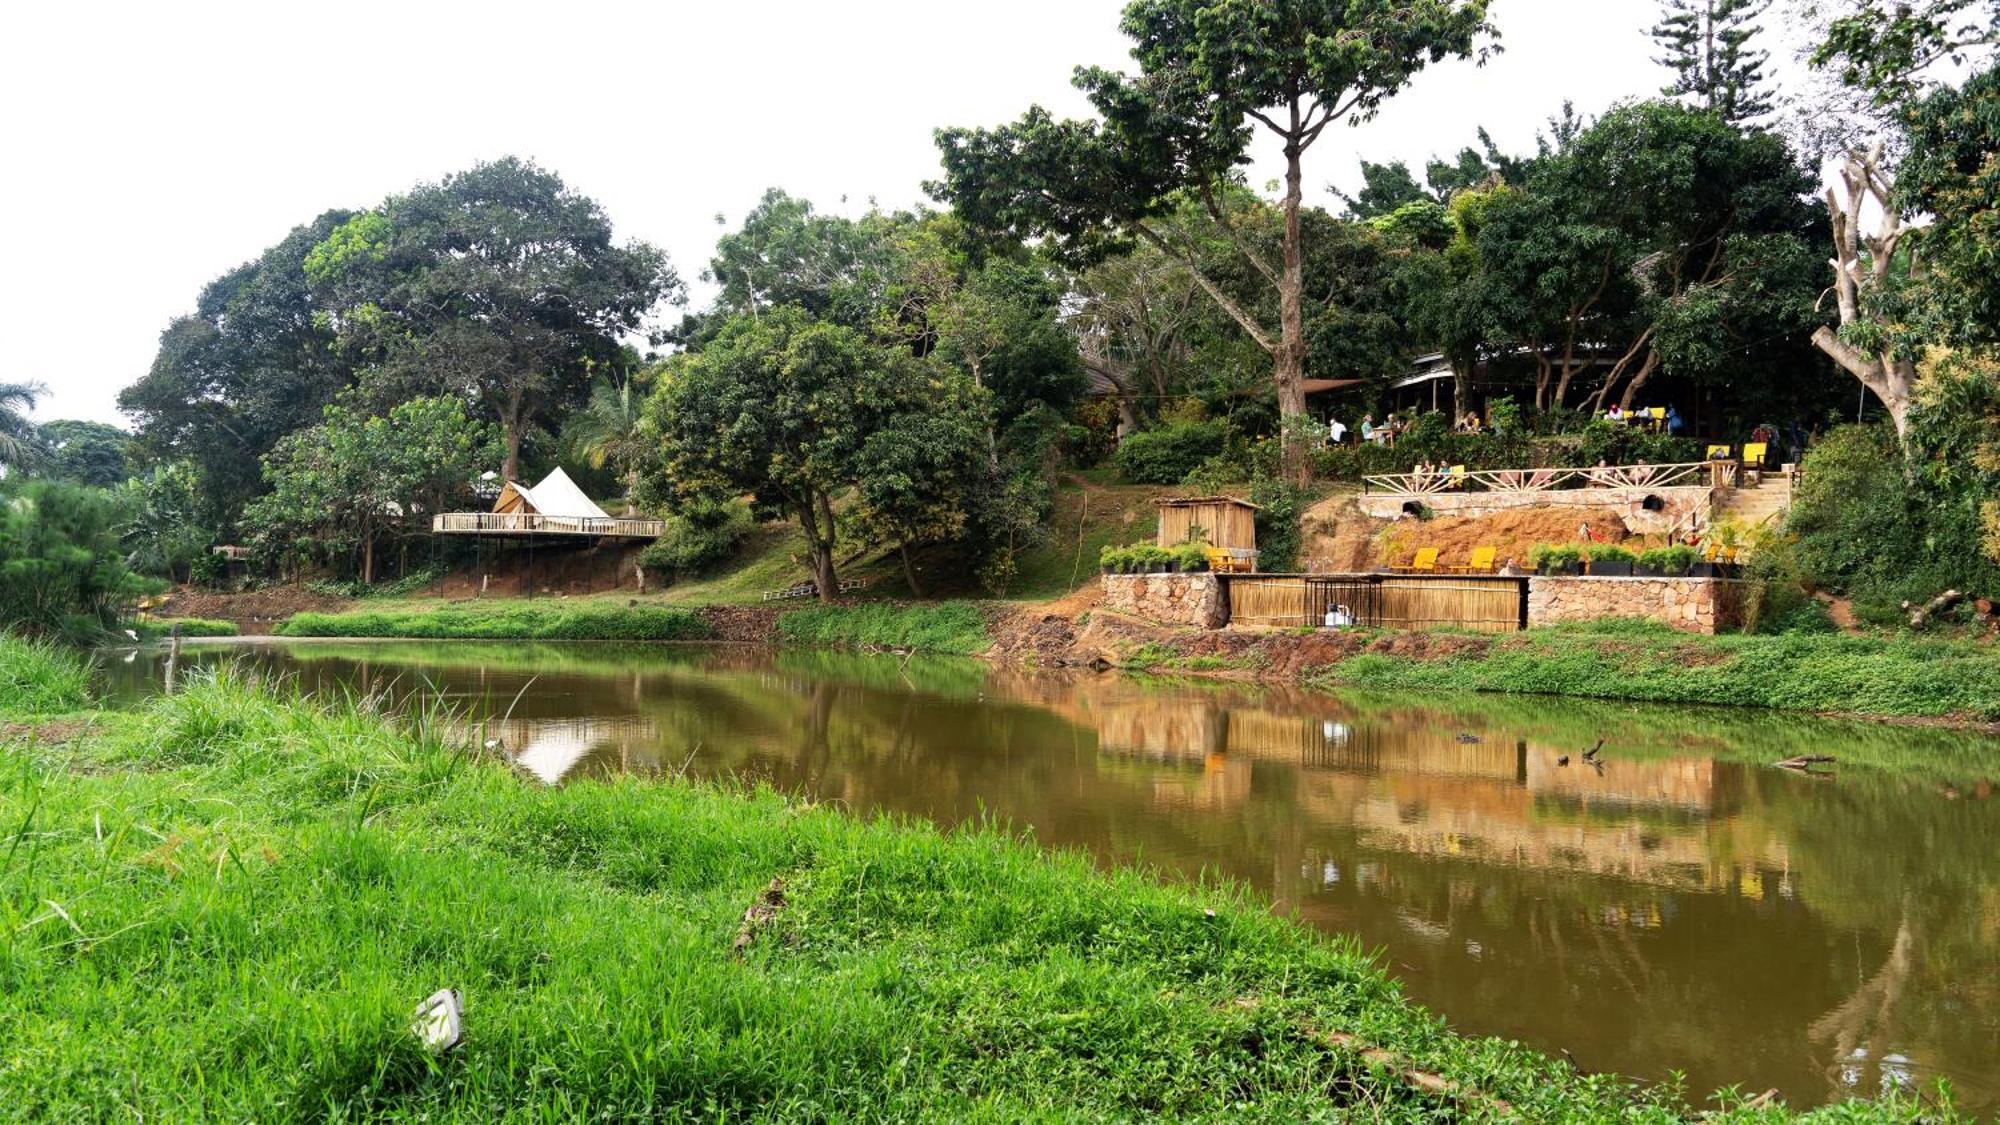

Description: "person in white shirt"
1328 417 1348 444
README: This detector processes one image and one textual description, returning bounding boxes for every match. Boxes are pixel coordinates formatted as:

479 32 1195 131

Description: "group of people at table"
1328 404 1686 447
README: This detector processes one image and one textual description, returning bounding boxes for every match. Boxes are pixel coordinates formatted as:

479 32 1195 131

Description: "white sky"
4 0 1687 427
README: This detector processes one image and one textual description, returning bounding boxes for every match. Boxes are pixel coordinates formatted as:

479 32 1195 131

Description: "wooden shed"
1156 496 1260 571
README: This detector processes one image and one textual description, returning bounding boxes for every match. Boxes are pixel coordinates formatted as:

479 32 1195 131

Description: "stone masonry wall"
1527 576 1745 635
1357 485 1713 538
1100 574 1227 629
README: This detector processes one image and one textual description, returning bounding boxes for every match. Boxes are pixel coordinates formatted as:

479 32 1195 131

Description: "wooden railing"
431 512 666 538
1364 460 1736 497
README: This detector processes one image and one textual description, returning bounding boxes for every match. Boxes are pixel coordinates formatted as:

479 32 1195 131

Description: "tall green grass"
279 602 711 642
776 602 989 655
133 617 240 640
4 676 1935 1120
1323 627 2000 721
0 633 93 715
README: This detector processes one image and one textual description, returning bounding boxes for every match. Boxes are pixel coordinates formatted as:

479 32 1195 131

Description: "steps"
1712 473 1795 531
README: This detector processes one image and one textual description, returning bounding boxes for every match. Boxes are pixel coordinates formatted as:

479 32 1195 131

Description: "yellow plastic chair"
1650 407 1666 421
1707 444 1733 460
1402 547 1440 573
1206 548 1237 574
1448 464 1468 490
1743 442 1768 468
1450 546 1497 574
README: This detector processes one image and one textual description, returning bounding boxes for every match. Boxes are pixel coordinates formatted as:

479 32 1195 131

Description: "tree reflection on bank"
114 642 2000 1113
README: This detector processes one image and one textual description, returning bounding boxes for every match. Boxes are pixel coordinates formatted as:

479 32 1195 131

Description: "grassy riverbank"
278 601 712 642
1 638 1945 1120
775 602 989 655
1316 621 2000 722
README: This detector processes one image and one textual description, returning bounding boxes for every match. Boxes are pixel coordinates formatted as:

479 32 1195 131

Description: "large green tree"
934 0 1493 479
39 420 132 489
644 309 988 601
244 396 497 584
1804 0 2000 437
119 212 359 530
0 479 146 640
1651 0 1775 123
307 157 681 481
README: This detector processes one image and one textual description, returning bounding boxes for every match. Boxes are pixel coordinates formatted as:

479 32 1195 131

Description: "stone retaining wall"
1527 575 1745 635
1357 485 1713 538
1100 573 1226 629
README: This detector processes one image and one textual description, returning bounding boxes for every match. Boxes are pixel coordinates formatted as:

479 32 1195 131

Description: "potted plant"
1134 545 1169 574
1099 545 1124 575
1586 545 1637 577
1174 542 1212 574
1637 545 1694 578
1546 544 1585 576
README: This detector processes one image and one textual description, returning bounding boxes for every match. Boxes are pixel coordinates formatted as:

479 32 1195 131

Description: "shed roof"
1153 496 1263 511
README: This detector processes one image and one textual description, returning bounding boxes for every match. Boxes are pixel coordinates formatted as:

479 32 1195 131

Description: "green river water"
108 640 2000 1114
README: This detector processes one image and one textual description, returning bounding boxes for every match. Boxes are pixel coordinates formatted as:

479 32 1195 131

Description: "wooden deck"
431 513 665 540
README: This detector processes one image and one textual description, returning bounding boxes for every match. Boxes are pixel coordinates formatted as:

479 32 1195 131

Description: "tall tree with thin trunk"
934 0 1494 482
1652 0 1775 123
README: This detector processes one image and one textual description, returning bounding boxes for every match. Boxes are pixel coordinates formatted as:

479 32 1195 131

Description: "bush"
1113 422 1227 484
639 500 756 577
1530 544 1582 572
775 602 988 655
1586 545 1636 564
1172 542 1211 572
279 603 711 642
0 479 150 642
1249 477 1311 574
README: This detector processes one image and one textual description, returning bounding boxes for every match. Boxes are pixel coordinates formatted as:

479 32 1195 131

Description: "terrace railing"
1363 460 1736 497
431 512 667 538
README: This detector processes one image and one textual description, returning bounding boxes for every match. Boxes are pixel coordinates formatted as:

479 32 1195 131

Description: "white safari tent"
432 467 664 540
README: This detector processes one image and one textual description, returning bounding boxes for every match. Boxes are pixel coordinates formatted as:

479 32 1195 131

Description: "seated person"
1328 416 1348 444
1360 414 1379 444
1667 403 1685 435
1606 404 1625 422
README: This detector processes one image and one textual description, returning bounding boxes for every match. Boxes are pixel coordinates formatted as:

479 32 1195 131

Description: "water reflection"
109 641 2000 1113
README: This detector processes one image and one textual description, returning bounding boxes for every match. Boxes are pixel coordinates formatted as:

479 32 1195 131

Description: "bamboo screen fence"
1225 575 1524 633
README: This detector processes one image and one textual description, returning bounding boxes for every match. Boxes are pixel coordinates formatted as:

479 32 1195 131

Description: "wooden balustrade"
1364 460 1736 497
431 512 666 539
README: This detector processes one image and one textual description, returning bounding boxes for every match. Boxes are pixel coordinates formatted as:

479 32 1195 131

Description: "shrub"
0 479 151 642
639 500 756 577
1172 542 1211 572
1586 545 1636 564
1113 422 1227 484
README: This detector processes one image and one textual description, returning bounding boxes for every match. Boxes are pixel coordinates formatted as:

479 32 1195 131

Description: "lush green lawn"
1318 621 2000 722
1 637 1946 1120
278 601 711 642
134 616 240 640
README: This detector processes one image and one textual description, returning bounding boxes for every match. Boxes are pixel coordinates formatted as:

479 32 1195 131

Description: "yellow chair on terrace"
1448 464 1468 490
1400 547 1440 574
1707 444 1733 460
1742 442 1769 468
1449 546 1498 574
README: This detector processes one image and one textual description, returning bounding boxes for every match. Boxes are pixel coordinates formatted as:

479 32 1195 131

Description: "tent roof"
504 467 610 520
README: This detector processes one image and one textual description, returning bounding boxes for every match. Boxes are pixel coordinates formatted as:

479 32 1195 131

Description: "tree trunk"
1617 350 1662 412
1811 327 1916 439
360 522 375 586
501 387 525 482
1277 144 1310 484
900 542 925 598
800 491 839 602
